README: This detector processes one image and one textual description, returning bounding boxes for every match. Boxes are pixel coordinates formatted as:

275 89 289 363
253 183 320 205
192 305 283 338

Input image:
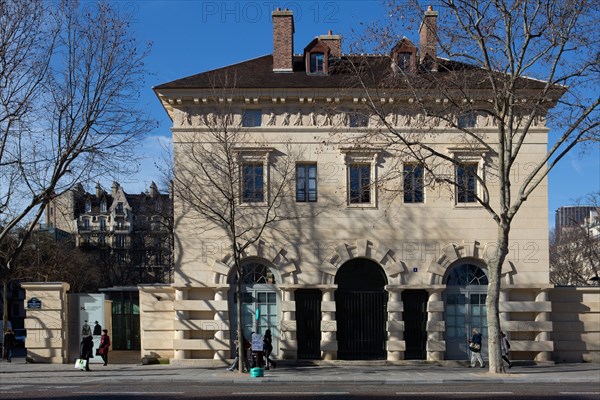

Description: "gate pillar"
386 286 404 361
22 282 70 363
426 288 445 361
320 287 337 360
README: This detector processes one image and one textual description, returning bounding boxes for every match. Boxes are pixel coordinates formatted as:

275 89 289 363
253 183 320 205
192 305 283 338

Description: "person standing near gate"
3 329 16 362
263 329 276 370
468 327 485 368
97 329 111 366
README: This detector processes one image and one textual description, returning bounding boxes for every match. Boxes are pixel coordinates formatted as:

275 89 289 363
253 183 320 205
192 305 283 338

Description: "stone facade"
146 8 563 364
45 181 173 286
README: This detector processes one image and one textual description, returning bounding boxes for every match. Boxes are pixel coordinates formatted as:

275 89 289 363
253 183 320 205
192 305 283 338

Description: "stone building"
142 8 576 364
45 181 173 287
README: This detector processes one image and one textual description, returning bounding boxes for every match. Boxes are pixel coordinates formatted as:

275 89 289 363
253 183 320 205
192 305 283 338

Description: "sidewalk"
1 359 599 385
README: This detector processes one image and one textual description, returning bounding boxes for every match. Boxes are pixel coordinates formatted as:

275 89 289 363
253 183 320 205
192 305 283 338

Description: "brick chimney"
319 30 342 57
272 8 294 73
419 5 438 64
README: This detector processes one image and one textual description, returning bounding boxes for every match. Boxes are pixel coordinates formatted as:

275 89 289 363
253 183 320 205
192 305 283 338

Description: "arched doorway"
229 261 279 357
335 258 388 360
444 262 488 360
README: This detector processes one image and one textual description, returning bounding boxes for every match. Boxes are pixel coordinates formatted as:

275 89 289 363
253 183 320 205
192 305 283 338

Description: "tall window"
82 218 90 230
349 164 371 204
100 200 107 212
309 52 324 73
456 163 478 203
403 163 424 203
115 202 124 214
296 164 317 202
85 200 91 213
242 110 262 127
99 218 106 231
242 163 264 202
115 235 125 248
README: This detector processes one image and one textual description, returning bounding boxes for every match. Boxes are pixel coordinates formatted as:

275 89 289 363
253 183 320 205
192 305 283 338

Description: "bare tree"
0 0 152 332
550 193 600 285
162 73 308 373
345 1 599 372
12 229 100 293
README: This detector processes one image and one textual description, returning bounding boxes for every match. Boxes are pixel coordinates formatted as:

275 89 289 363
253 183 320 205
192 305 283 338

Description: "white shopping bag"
74 358 86 369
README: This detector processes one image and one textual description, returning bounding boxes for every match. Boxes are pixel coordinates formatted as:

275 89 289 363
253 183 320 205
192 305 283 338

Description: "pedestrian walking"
79 335 94 371
501 331 512 369
468 327 485 368
3 329 16 362
227 334 251 372
97 329 111 366
263 329 276 370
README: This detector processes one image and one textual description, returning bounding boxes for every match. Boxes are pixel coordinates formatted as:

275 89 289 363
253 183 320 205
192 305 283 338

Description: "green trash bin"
250 367 264 377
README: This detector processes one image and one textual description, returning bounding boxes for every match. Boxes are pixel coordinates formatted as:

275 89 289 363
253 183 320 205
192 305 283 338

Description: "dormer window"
310 52 324 73
304 37 332 75
85 199 91 213
390 38 418 73
100 200 107 213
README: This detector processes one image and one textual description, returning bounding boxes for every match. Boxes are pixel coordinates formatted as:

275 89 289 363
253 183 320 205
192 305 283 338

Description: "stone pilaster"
321 287 337 360
213 286 229 360
174 287 189 360
426 288 445 361
386 286 404 361
279 287 297 359
534 289 551 362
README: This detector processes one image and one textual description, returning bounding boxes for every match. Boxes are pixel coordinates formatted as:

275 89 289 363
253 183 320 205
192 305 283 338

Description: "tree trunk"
486 223 510 373
233 245 245 374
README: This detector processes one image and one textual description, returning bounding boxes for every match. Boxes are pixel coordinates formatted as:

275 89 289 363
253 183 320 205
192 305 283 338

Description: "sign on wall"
27 297 42 309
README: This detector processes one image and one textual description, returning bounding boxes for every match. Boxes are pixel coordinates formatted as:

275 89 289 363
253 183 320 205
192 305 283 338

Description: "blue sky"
116 0 599 228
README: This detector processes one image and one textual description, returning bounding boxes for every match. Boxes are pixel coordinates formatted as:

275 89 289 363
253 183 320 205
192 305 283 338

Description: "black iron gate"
295 289 322 359
402 289 428 360
336 290 388 360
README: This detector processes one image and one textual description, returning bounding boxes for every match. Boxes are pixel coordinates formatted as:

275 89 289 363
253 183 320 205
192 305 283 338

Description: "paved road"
1 382 599 399
1 358 599 399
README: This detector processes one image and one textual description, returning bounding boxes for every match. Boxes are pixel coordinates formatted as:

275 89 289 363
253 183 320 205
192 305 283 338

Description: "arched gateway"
444 262 489 360
335 258 388 360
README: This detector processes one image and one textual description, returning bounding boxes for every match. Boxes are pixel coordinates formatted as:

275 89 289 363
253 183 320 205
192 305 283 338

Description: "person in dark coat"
3 329 16 362
263 329 276 370
79 335 94 371
97 329 110 366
